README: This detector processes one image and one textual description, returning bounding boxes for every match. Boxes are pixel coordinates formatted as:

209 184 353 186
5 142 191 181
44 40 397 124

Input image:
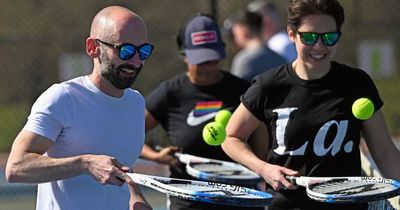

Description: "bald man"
5 6 153 210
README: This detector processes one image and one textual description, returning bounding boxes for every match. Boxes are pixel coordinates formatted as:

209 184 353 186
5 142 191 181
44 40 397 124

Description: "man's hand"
85 154 129 186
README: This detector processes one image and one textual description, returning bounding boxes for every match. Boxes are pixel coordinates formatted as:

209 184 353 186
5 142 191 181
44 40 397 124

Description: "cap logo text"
191 31 217 46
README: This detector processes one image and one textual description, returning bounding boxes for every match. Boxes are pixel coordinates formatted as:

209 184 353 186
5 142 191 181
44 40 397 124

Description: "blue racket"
128 173 272 207
155 146 262 185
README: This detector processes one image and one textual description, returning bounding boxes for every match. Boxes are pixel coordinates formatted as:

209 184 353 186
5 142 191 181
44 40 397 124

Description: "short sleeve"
358 70 384 112
145 82 169 122
24 84 72 141
240 76 267 121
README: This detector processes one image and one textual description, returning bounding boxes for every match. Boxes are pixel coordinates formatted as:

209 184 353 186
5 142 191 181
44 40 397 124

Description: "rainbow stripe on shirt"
193 101 223 117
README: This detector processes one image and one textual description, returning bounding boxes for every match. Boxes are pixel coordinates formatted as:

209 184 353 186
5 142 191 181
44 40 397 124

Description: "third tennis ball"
202 122 226 146
352 98 374 120
215 109 232 127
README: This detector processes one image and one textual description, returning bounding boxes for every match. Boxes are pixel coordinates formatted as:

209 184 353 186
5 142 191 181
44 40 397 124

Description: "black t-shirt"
241 61 383 210
146 71 262 210
146 70 250 178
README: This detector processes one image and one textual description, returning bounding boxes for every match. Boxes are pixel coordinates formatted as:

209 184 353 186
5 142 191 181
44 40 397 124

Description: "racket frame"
177 153 262 185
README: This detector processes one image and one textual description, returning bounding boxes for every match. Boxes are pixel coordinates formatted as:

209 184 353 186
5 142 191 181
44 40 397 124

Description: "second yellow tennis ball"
202 122 226 146
215 109 232 127
352 98 374 120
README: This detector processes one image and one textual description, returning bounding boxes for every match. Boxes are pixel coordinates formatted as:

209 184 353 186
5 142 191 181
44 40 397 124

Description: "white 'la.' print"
272 107 354 156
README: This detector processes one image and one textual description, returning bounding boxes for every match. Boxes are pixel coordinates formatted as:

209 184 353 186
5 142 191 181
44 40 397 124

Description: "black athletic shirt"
241 61 383 210
146 71 263 210
147 70 249 165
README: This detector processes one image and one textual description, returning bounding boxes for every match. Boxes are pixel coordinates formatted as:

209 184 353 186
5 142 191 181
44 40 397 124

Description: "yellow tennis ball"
202 122 226 146
352 98 374 120
215 109 232 127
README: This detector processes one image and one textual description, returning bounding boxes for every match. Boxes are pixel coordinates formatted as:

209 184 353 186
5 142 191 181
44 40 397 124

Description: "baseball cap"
183 14 226 64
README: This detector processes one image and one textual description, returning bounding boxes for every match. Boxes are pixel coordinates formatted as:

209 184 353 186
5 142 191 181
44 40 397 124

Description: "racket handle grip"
285 175 298 185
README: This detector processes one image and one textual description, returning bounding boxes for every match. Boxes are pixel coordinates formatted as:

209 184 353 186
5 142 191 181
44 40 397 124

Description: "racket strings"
162 183 272 206
129 173 272 207
310 180 397 196
194 166 250 175
148 180 253 204
190 163 256 177
170 183 266 198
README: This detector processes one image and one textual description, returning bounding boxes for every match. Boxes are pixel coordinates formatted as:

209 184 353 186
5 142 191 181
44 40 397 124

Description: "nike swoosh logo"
186 110 217 126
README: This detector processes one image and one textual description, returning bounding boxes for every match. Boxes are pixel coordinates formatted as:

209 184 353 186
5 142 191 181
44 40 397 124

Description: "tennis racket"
127 173 272 207
155 146 262 185
286 176 400 203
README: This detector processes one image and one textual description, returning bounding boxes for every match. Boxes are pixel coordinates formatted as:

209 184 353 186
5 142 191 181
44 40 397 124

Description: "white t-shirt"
24 76 145 210
267 31 297 62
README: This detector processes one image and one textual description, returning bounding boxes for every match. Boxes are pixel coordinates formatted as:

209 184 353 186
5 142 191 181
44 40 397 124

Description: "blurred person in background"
222 0 400 209
248 0 297 62
140 13 266 210
5 6 153 210
230 10 287 82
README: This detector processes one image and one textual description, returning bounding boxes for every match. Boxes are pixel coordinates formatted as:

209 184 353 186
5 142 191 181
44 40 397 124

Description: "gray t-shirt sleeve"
24 84 71 141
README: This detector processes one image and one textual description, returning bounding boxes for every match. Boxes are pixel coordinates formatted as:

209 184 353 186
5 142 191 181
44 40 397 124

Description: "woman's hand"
259 162 299 191
156 146 180 167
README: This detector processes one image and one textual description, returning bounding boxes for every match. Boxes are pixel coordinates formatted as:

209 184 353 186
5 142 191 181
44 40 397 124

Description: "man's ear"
287 27 296 43
86 37 100 58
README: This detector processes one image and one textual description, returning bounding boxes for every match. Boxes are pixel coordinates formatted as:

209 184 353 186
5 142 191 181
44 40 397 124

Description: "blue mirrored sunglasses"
296 31 341 46
95 39 154 60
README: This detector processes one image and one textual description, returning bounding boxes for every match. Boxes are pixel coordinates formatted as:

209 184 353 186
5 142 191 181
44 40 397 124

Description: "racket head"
128 173 272 207
305 177 400 203
186 161 262 185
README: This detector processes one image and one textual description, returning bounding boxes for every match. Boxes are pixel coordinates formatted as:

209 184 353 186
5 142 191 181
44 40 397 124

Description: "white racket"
155 146 262 185
286 176 400 203
127 173 272 207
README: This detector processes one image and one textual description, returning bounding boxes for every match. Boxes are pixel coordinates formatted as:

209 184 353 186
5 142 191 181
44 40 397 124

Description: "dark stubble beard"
100 51 142 90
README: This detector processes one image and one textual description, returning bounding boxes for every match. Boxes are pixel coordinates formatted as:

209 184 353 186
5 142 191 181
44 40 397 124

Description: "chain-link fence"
0 0 399 208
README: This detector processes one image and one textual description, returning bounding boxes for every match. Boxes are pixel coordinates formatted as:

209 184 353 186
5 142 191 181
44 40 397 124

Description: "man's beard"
100 53 142 90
